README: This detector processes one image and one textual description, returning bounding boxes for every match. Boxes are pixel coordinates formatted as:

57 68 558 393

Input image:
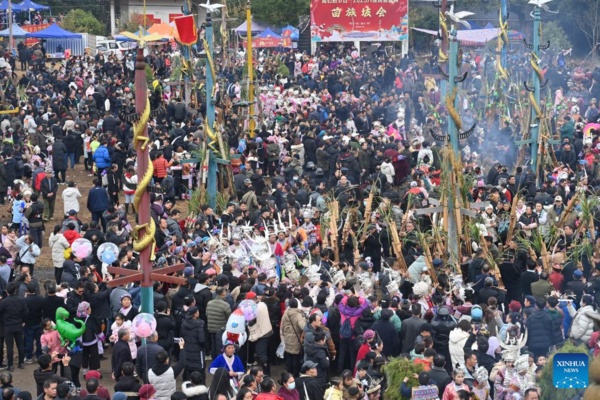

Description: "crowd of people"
0 27 596 400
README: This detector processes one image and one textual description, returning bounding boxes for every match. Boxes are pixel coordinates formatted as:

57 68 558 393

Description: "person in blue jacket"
87 179 110 231
92 140 112 179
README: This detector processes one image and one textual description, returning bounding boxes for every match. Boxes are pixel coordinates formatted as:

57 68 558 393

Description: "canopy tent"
0 23 28 37
0 0 17 11
464 21 483 30
234 19 270 36
484 22 494 29
26 23 81 38
256 28 282 39
114 27 169 42
147 21 179 41
411 27 499 44
281 25 299 41
17 0 50 11
243 28 291 48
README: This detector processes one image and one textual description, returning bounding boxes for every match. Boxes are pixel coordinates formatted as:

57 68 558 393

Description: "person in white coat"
381 157 395 184
568 294 599 345
449 320 471 368
49 225 70 284
61 181 82 214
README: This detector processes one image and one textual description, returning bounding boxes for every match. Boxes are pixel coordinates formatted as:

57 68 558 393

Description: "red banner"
173 15 197 45
310 0 408 42
243 37 292 48
21 23 51 33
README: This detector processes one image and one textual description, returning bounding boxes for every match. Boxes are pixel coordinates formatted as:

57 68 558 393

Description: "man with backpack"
337 295 369 374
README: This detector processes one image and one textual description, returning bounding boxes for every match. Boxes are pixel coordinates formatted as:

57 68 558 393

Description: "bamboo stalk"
480 234 504 288
557 192 580 229
389 220 408 271
421 236 439 286
506 195 519 244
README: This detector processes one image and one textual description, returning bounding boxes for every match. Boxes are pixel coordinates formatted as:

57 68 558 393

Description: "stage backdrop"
310 0 408 42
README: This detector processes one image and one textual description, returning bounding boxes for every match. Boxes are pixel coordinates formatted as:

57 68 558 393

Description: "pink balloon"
75 248 88 259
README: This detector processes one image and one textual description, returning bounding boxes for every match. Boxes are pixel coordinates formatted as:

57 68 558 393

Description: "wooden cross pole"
106 263 187 289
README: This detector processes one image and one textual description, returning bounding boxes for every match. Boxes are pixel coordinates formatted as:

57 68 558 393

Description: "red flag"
174 15 197 45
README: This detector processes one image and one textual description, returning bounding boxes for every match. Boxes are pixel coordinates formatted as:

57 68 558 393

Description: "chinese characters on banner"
311 0 408 42
242 37 292 48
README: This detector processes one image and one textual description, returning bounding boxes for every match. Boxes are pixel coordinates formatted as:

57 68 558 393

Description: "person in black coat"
296 361 325 400
463 332 496 374
370 309 400 357
180 307 206 382
525 298 555 359
23 282 44 362
154 301 176 356
62 131 78 169
42 283 68 323
0 282 28 370
477 278 507 306
114 362 142 399
112 329 133 381
521 260 540 298
52 136 68 183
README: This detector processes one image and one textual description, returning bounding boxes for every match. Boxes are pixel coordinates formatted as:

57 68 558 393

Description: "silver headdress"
496 327 528 363
515 354 530 374
473 366 489 384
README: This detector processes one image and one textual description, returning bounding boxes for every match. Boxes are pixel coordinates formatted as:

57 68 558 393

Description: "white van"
96 40 136 56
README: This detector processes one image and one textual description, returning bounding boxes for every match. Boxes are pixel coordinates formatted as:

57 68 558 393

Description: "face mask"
293 176 299 180
288 382 296 390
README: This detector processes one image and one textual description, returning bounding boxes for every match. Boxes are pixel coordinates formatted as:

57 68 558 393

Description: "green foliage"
542 21 572 52
277 62 290 78
61 9 106 36
120 12 152 33
145 65 154 85
251 0 309 27
382 357 425 400
540 341 590 400
409 7 437 50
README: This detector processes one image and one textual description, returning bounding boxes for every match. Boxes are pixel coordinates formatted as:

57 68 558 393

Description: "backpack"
498 219 510 235
340 317 354 339
35 172 46 191
354 334 366 351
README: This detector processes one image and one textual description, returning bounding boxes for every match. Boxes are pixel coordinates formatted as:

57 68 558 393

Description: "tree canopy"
61 9 106 36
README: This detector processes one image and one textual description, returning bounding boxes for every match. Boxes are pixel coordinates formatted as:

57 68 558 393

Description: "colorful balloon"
222 309 247 347
71 238 93 259
132 313 157 338
97 242 119 264
238 300 258 321
102 251 116 264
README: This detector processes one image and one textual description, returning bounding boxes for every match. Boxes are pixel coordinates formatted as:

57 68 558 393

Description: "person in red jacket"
63 222 81 245
152 152 170 183
256 377 284 400
355 329 377 375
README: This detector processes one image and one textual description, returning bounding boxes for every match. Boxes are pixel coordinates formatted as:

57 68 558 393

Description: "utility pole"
206 9 217 210
529 5 541 173
8 0 12 56
246 0 255 136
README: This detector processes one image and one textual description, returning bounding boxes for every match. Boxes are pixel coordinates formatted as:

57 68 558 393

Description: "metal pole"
246 0 255 136
446 27 460 264
206 11 217 210
439 0 448 99
530 7 541 172
134 48 154 314
8 0 12 56
182 0 192 105
501 0 507 69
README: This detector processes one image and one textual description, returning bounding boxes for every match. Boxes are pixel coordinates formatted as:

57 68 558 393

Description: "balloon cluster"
132 313 157 338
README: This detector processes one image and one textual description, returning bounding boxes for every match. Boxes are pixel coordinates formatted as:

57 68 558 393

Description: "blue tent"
256 28 282 39
25 23 81 38
0 0 17 11
0 23 28 37
464 20 483 30
281 25 299 41
17 0 50 11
